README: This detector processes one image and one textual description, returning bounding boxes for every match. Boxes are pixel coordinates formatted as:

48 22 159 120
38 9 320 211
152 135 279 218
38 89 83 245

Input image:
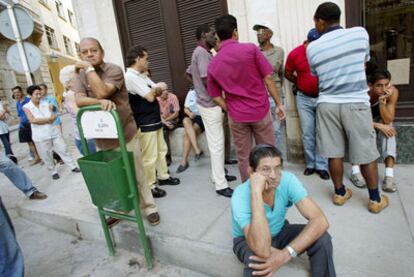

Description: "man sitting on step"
231 144 336 277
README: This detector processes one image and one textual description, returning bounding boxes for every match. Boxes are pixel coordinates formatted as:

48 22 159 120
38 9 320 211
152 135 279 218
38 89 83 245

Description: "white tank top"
23 101 59 142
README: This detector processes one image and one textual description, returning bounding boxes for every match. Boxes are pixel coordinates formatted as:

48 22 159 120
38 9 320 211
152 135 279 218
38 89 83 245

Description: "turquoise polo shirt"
231 171 308 238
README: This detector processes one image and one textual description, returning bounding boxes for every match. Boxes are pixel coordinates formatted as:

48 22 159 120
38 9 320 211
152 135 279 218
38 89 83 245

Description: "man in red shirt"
208 15 285 182
285 29 329 180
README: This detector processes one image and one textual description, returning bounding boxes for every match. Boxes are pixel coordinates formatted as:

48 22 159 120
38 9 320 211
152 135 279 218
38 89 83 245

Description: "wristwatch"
85 66 95 74
286 245 297 258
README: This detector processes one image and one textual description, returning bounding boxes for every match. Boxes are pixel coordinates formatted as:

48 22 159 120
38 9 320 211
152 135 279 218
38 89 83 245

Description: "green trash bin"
78 150 135 212
76 105 152 270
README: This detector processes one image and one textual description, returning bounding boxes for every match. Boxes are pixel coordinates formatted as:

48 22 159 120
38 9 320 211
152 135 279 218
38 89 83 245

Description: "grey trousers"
233 223 336 277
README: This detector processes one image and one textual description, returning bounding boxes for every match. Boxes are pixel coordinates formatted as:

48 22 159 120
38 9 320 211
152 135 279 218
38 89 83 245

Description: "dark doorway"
346 0 414 122
113 0 228 105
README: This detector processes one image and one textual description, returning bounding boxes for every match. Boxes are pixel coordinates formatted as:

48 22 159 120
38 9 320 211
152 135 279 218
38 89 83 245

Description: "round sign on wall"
0 7 34 41
6 42 42 73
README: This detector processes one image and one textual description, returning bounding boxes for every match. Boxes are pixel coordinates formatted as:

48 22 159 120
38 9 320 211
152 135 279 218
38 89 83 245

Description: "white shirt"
23 101 60 142
125 68 156 97
0 102 8 134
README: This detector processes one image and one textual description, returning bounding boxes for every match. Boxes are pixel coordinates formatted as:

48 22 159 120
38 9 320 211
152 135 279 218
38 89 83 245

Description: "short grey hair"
59 65 76 88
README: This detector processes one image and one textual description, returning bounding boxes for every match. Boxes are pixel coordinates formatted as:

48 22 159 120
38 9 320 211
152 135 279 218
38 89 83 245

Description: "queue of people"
1 2 400 276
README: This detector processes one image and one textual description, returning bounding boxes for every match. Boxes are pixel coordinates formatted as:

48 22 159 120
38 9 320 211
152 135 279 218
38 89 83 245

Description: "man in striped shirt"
307 2 388 213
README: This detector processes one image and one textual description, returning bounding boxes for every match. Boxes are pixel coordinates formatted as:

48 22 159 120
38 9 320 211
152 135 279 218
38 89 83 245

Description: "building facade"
0 0 80 124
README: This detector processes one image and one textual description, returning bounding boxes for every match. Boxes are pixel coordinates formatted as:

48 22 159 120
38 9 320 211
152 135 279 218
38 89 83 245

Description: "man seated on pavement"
284 28 330 180
157 85 180 166
73 37 160 226
1 148 47 200
350 69 399 193
176 88 205 173
125 45 180 199
231 144 336 277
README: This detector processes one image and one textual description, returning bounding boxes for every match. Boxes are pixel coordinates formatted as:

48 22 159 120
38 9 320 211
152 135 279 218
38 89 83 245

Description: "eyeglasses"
257 165 281 177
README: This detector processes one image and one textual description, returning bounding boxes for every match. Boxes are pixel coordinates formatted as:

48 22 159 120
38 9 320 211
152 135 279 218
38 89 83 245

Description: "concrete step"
16 159 310 277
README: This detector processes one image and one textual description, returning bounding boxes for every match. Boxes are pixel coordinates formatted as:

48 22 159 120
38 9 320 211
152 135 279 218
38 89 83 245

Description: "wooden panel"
113 0 228 106
123 0 173 90
176 0 226 67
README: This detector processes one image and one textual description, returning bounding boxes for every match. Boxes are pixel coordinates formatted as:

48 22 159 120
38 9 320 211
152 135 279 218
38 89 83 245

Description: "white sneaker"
350 172 366 188
382 176 397 193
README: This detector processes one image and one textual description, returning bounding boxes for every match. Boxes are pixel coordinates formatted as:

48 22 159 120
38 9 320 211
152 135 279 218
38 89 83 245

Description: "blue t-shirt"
231 171 307 238
41 95 61 126
16 96 31 127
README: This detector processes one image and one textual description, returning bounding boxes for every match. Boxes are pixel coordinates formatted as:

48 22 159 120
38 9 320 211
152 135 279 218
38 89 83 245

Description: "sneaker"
72 167 81 173
368 195 389 213
151 187 167 198
29 191 47 200
147 212 160 226
382 176 397 193
52 173 60 180
158 177 180 186
350 173 366 188
332 188 352 206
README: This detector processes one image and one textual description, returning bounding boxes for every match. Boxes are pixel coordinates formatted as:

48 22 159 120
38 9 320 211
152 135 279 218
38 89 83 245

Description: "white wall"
72 0 124 68
228 0 345 55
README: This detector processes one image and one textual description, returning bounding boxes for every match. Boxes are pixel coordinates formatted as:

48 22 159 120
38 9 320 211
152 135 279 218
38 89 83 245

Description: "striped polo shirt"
307 26 370 104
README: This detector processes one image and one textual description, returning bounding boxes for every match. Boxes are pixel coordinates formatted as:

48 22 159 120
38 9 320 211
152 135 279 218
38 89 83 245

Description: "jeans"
233 222 336 277
269 94 284 151
0 151 37 197
296 92 328 170
75 138 97 156
0 133 14 156
0 197 25 277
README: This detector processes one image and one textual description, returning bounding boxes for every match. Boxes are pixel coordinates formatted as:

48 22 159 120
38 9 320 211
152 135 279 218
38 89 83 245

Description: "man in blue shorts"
231 144 335 276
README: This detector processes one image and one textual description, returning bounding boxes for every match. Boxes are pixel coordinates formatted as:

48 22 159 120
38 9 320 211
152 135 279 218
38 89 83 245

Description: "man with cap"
253 22 285 151
285 29 329 180
307 2 388 213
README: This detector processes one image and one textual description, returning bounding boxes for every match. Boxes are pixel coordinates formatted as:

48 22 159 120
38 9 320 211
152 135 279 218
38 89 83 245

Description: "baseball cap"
252 21 275 32
307 28 320 42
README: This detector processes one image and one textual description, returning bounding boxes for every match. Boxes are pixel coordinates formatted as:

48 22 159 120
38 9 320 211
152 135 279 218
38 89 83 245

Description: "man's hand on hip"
249 247 291 276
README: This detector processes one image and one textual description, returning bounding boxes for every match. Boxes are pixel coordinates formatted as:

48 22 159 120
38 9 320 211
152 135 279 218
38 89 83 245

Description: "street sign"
0 6 34 40
6 42 42 73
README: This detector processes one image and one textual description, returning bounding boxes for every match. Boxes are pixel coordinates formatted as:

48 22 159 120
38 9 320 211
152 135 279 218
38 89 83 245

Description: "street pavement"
1 114 414 276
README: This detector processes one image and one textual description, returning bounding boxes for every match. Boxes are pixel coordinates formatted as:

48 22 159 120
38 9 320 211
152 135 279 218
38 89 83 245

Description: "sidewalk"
1 114 414 276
